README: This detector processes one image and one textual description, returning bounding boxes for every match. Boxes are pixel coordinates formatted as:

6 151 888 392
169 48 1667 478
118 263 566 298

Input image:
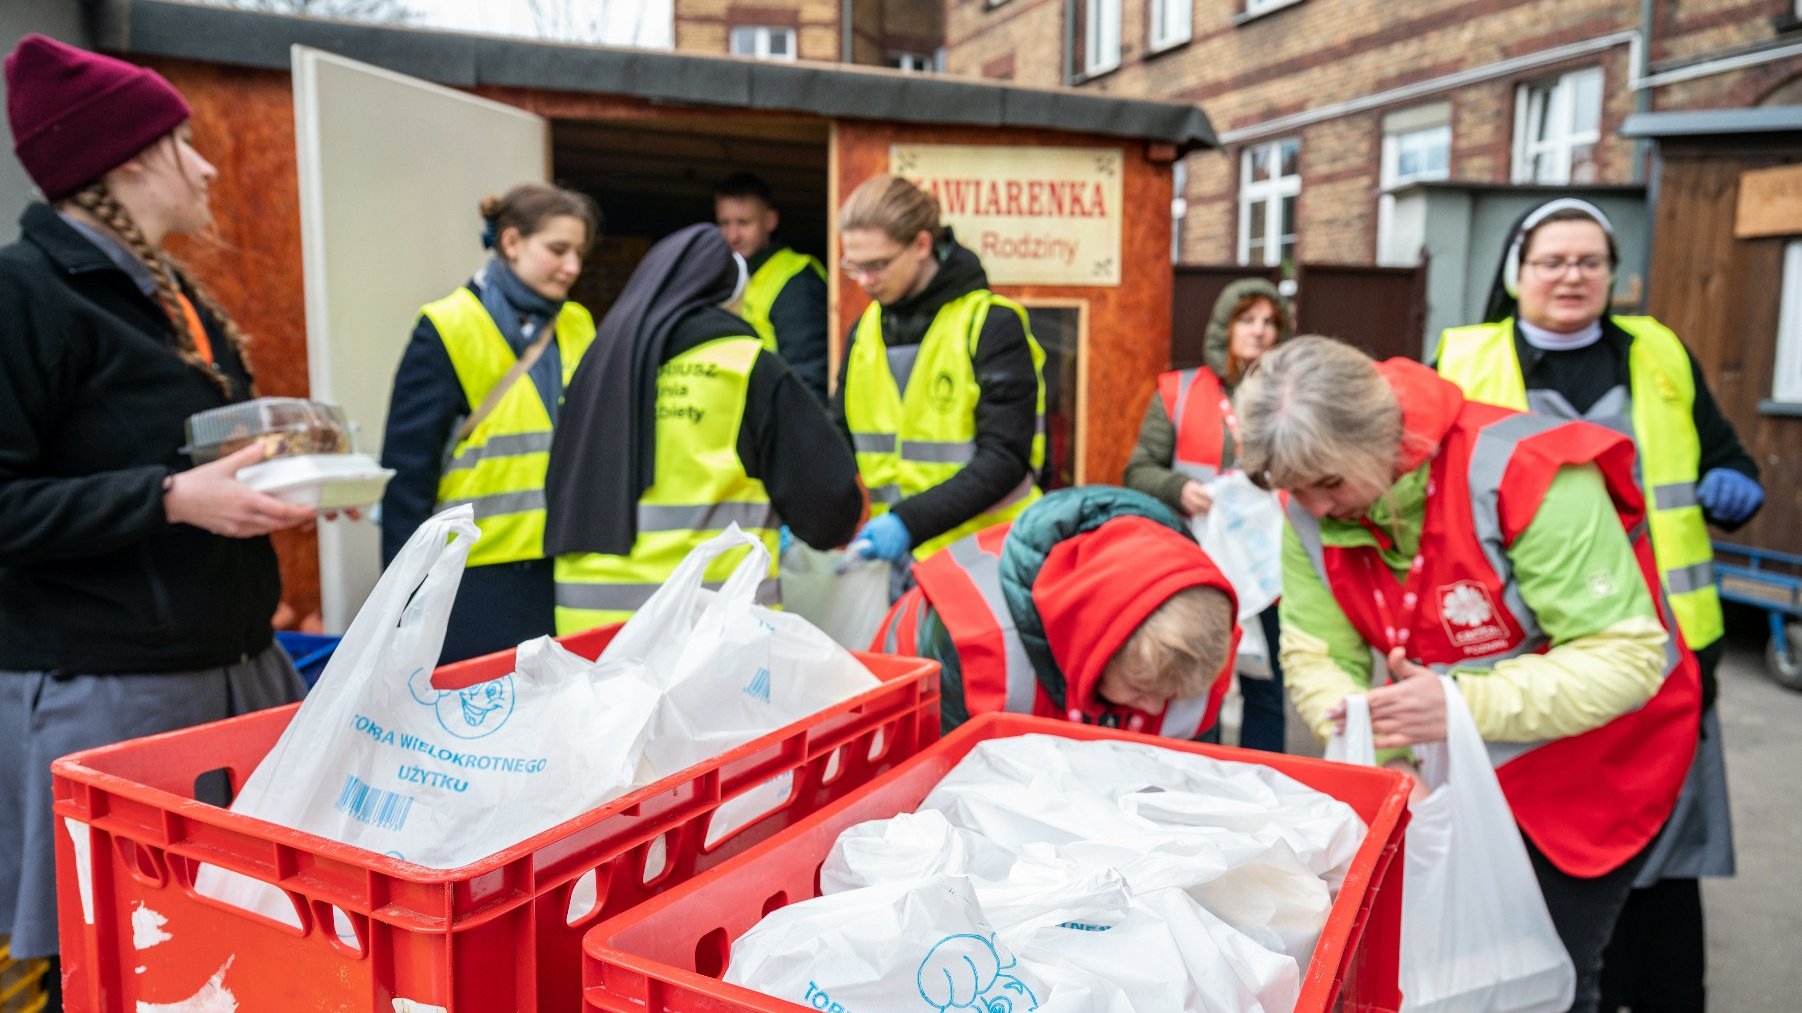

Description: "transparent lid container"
182 397 351 464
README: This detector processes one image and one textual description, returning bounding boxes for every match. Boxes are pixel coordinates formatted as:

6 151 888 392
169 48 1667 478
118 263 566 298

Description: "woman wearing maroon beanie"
0 34 318 987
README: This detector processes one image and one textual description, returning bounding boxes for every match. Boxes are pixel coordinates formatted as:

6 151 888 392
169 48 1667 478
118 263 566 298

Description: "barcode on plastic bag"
333 774 415 832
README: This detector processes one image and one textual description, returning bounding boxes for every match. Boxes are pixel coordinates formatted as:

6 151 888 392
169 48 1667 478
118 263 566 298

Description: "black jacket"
0 204 280 673
748 244 830 404
381 298 862 560
831 235 1040 547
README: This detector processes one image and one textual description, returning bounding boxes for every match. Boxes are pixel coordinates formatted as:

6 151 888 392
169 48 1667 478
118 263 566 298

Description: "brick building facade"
945 0 1802 266
674 0 945 69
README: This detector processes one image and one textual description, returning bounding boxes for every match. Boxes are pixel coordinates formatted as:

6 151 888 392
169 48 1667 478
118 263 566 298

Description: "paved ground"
1222 611 1802 1009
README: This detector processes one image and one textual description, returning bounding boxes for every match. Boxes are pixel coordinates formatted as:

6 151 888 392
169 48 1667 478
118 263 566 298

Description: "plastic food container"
236 453 394 510
182 397 350 464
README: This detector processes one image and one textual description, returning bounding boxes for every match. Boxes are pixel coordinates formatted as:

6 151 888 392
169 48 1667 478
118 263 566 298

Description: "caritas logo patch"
1438 580 1509 652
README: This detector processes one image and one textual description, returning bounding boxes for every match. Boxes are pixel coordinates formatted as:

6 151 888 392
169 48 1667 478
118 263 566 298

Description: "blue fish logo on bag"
407 667 516 739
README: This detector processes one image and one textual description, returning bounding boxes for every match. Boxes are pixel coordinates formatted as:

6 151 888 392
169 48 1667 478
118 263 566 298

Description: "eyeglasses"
839 250 906 279
1524 256 1610 279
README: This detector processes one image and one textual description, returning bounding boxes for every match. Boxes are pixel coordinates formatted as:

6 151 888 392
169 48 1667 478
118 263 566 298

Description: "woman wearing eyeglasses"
1435 197 1758 1012
832 174 1046 573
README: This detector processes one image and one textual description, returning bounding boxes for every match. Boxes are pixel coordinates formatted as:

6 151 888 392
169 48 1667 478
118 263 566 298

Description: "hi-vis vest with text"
1436 317 1723 649
844 289 1046 559
430 289 595 568
1157 366 1230 480
873 524 1228 738
552 336 779 634
740 248 825 354
1289 391 1699 877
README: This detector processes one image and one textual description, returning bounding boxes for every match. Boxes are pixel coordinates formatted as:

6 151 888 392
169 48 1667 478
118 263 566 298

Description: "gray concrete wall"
0 1 92 244
1401 183 1649 358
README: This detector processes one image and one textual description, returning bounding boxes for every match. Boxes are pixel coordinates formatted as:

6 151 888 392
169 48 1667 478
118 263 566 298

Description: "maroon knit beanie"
5 34 191 202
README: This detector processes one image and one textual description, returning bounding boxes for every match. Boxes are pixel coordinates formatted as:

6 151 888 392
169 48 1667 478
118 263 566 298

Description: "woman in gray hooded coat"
1124 277 1292 750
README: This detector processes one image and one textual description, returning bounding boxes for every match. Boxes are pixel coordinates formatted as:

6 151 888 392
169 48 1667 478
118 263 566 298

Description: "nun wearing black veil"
543 223 862 633
1434 197 1758 1013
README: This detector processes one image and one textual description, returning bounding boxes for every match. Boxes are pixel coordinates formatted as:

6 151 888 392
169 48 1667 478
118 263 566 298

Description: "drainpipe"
1063 0 1077 85
1632 0 1654 181
841 0 852 64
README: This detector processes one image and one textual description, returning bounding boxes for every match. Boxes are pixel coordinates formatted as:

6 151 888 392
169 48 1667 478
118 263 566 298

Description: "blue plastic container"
274 631 340 686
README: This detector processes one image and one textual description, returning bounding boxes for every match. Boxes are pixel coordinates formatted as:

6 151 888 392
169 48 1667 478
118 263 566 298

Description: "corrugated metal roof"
92 0 1218 154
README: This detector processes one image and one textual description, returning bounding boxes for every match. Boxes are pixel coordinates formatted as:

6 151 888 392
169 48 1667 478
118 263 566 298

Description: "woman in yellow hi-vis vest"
833 175 1047 580
542 224 862 635
1434 197 1763 1012
379 183 601 663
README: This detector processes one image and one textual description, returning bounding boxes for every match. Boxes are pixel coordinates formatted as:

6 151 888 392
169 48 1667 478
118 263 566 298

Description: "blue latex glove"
1696 468 1763 525
854 513 912 564
779 524 793 556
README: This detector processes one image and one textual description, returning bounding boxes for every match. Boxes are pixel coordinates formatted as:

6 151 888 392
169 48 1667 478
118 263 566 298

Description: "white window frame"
888 50 941 73
1245 0 1302 16
1512 66 1603 183
1148 0 1192 52
1377 105 1452 266
1776 240 1802 404
1085 0 1122 77
729 25 797 61
1238 138 1300 267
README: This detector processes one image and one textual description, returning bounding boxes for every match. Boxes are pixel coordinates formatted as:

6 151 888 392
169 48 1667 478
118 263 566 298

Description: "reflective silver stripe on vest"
444 431 554 472
1665 559 1715 595
636 501 777 533
437 488 546 519
1467 412 1557 645
902 440 975 465
870 484 902 506
556 577 781 613
1169 367 1201 425
991 474 1037 512
851 432 896 454
886 343 925 395
1174 462 1219 482
945 535 1038 715
1653 482 1699 511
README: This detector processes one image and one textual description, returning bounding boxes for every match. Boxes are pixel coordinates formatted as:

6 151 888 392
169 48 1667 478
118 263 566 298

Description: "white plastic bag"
1191 473 1284 619
1327 681 1576 1013
199 506 662 921
600 526 880 780
777 542 893 650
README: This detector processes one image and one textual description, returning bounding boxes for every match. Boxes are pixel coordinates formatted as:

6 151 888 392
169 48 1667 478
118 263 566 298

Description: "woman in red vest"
1126 278 1291 752
1234 336 1700 1013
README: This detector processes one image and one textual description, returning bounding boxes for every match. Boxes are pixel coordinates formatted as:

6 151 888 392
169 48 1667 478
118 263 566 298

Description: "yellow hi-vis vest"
551 335 780 634
844 289 1046 560
1436 315 1723 648
430 288 596 568
740 247 826 354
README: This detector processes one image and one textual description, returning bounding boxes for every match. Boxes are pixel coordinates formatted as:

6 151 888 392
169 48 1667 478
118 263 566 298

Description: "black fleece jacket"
0 204 280 673
831 235 1040 548
748 244 830 405
381 298 861 560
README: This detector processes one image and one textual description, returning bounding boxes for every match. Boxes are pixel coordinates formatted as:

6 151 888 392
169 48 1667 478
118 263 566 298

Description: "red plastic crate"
52 624 941 1012
583 712 1412 1013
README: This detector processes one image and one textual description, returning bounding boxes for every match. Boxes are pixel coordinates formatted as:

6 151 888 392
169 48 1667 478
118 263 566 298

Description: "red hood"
1377 358 1466 474
1033 515 1238 720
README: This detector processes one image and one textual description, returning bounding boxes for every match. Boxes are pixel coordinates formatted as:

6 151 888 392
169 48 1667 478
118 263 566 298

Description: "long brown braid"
68 180 253 396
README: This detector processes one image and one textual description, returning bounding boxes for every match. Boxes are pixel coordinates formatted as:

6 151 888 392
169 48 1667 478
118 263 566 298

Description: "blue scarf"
478 257 566 424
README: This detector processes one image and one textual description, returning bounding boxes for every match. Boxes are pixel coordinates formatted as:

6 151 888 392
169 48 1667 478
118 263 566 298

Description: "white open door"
293 45 549 632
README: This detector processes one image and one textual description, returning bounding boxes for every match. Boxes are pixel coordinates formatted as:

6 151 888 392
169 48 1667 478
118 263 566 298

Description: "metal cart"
1713 542 1802 691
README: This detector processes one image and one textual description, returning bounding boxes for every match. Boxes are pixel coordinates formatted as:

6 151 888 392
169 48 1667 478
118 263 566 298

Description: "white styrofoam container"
236 453 394 510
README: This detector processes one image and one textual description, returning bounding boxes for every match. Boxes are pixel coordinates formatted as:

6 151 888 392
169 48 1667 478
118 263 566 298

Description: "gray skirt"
0 645 306 958
1634 705 1735 886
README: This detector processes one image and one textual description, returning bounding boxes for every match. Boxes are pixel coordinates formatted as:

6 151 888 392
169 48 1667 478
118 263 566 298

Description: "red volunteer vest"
1293 374 1699 877
1157 367 1230 481
873 524 1229 738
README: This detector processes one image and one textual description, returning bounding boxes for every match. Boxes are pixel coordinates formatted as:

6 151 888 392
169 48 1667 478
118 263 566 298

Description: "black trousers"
1525 835 1647 1013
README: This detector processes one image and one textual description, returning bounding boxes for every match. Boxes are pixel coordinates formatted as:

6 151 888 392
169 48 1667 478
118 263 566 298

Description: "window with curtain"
1513 66 1603 183
1149 0 1192 51
1085 0 1122 76
729 26 797 61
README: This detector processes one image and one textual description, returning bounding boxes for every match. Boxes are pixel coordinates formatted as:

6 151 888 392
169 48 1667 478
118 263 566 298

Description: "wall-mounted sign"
1735 163 1802 239
891 144 1123 286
